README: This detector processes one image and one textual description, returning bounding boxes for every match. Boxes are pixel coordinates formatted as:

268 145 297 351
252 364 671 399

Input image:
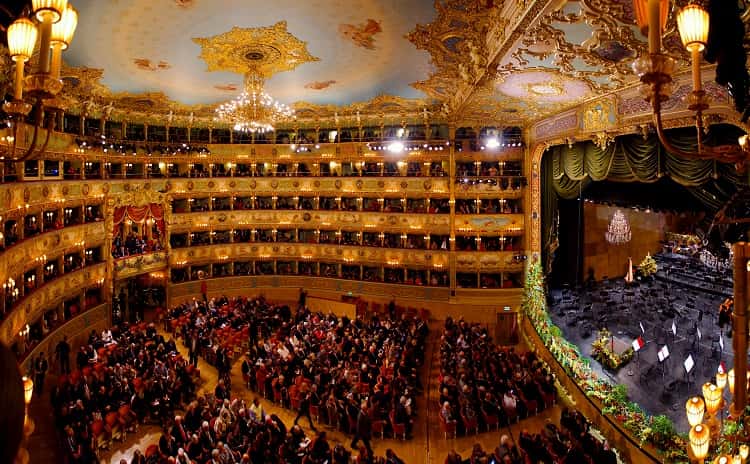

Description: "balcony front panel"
113 251 168 280
169 275 453 303
170 210 451 235
0 222 106 283
0 179 169 213
0 263 107 345
19 303 109 372
454 182 525 199
454 214 524 236
168 177 450 197
169 243 521 273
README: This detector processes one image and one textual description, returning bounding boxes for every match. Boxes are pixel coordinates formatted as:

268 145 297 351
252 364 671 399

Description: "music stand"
683 354 695 393
658 345 670 388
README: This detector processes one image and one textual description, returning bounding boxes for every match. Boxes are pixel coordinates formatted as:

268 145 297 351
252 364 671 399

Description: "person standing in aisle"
55 336 70 374
34 352 48 396
350 403 373 455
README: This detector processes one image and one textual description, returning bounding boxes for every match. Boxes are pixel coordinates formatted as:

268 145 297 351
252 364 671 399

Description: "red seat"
310 404 320 422
105 411 123 441
461 413 479 435
273 387 284 405
389 410 406 440
90 419 109 454
118 404 138 433
371 419 386 439
482 411 500 431
542 392 555 409
503 403 518 424
439 414 457 439
524 399 538 417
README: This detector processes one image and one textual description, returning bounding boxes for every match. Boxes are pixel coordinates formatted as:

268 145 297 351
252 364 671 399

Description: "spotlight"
387 141 404 153
485 137 500 148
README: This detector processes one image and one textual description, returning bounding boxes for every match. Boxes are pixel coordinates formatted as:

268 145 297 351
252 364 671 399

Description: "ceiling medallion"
194 22 314 133
192 21 319 78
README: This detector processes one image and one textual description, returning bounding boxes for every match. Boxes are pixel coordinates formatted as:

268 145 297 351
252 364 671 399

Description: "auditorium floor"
29 322 563 464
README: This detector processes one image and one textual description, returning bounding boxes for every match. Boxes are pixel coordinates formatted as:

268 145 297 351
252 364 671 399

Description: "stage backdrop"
583 204 698 281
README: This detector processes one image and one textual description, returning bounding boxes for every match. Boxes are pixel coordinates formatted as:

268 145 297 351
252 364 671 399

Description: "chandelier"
214 71 294 133
632 0 750 167
605 210 632 245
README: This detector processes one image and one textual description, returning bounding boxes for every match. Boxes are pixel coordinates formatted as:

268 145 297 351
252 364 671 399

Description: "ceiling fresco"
63 0 436 108
0 0 719 127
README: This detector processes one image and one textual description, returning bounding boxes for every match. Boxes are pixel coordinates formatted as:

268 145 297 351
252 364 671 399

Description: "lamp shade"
717 371 728 390
740 444 749 459
703 382 722 414
677 4 710 52
32 0 68 22
689 424 710 460
22 376 33 405
7 18 38 61
51 4 78 48
729 369 736 395
633 0 669 36
686 396 705 427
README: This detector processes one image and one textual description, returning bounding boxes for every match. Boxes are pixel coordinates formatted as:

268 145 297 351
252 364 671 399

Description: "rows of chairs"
89 405 139 457
438 392 556 439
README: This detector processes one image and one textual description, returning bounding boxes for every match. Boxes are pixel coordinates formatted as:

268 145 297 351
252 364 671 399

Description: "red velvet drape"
112 203 165 237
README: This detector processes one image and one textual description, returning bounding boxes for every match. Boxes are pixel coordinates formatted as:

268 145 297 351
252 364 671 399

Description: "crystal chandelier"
605 210 631 245
214 71 294 133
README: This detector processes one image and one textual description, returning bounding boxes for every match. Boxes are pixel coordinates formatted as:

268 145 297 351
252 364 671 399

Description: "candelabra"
2 0 78 161
633 0 750 167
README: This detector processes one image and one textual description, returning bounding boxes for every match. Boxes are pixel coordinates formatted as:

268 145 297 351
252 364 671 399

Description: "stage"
549 253 738 433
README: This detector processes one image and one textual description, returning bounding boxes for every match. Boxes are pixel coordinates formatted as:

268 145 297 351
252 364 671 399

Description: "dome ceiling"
19 0 703 127
62 0 435 111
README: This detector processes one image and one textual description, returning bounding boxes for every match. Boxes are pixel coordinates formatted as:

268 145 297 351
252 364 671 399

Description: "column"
732 242 749 416
448 124 457 295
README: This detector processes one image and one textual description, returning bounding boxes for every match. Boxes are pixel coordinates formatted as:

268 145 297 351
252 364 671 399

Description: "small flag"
632 337 645 352
720 334 724 351
639 322 645 334
697 327 702 340
719 361 727 374
671 321 677 336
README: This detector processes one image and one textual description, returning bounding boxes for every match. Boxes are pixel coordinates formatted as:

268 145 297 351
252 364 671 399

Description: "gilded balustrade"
18 303 109 372
0 127 524 162
112 252 168 280
169 275 454 302
0 222 105 284
168 243 523 273
0 263 107 346
168 177 451 196
171 211 523 237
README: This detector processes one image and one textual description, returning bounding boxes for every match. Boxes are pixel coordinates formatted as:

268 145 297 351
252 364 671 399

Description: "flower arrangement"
639 253 658 277
591 329 634 371
522 261 687 461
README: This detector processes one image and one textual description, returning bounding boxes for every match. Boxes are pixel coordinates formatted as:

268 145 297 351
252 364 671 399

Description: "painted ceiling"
25 0 714 126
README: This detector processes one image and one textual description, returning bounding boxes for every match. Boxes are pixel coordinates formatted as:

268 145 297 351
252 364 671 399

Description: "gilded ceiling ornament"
192 22 319 78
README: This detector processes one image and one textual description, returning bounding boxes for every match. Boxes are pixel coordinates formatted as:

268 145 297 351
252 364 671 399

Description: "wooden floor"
28 321 563 464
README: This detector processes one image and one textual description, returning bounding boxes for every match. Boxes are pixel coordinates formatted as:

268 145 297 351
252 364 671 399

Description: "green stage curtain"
541 124 747 269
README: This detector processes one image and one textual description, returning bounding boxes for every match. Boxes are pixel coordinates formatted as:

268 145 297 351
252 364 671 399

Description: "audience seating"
439 316 555 437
